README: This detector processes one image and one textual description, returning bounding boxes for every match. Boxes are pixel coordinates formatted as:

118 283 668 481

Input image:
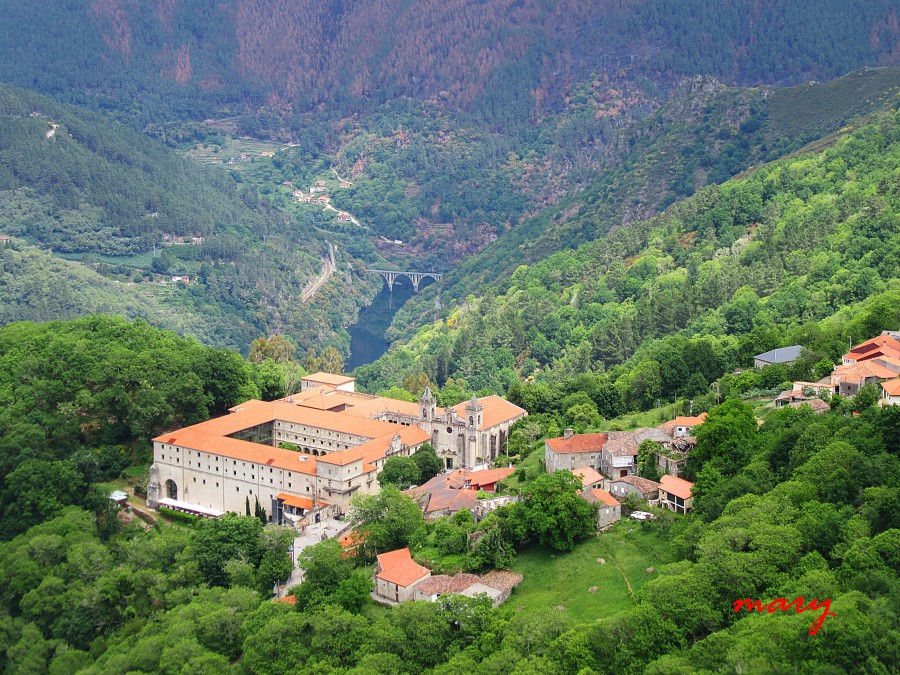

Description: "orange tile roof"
303 372 356 386
612 475 661 494
843 334 900 362
450 395 527 430
273 595 297 604
155 428 318 474
375 548 430 587
276 493 324 509
572 466 605 488
316 426 430 466
832 361 897 384
660 474 694 500
585 488 620 507
463 467 515 488
414 573 481 596
882 378 900 396
658 413 708 430
546 433 608 454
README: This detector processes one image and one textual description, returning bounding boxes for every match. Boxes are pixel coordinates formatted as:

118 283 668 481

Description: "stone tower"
146 463 161 509
419 386 436 422
465 394 483 430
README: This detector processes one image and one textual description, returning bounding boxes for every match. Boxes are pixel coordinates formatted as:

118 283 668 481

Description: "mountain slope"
0 0 897 124
354 106 900 409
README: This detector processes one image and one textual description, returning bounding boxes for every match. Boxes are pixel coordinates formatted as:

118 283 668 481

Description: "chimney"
563 428 574 440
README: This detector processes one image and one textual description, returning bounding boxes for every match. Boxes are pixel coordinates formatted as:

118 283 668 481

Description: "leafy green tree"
377 456 421 490
512 471 596 551
412 443 443 482
686 399 756 479
350 486 426 558
248 334 296 364
189 514 263 587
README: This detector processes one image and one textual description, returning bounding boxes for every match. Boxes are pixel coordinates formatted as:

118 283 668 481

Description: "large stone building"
147 374 525 521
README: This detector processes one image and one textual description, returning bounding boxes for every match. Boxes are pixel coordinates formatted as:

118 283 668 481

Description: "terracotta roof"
479 570 523 593
612 475 660 494
832 361 897 384
274 595 297 604
789 398 831 413
276 493 324 509
302 372 356 386
843 334 900 362
660 474 694 500
603 434 639 456
572 466 605 488
464 467 515 488
414 573 481 596
316 426 430 466
583 488 620 507
450 395 527 430
154 429 318 474
658 413 708 430
546 433 607 454
375 548 430 587
883 378 900 396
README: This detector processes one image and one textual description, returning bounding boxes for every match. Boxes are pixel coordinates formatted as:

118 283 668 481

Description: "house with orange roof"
373 548 431 603
659 475 694 513
658 413 707 438
581 488 621 528
831 360 898 397
882 378 900 406
545 430 608 473
572 466 605 490
841 331 900 366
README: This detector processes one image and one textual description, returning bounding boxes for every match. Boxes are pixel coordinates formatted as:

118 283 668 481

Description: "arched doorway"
165 479 178 500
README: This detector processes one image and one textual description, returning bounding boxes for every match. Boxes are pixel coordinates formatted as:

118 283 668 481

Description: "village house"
374 548 431 603
0 235 10 245
600 432 639 478
340 181 351 188
147 376 524 521
572 466 605 490
405 467 514 519
658 413 707 439
608 475 661 502
337 211 353 222
581 488 621 529
830 332 900 396
544 431 606 473
882 378 900 406
753 345 803 368
841 331 900 366
412 570 523 606
659 475 694 513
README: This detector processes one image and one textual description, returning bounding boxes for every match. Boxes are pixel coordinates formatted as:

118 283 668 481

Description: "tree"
256 549 293 595
638 440 662 481
189 514 263 587
686 399 756 479
377 456 421 490
248 334 296 364
297 538 352 589
349 486 426 557
412 444 443 482
512 471 596 551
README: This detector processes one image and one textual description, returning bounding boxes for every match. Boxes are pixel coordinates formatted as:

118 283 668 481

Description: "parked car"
629 511 656 521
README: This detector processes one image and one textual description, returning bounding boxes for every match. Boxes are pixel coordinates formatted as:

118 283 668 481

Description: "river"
346 281 415 370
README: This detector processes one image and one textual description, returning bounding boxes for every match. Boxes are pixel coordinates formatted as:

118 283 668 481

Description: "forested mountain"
355 106 900 413
0 0 897 127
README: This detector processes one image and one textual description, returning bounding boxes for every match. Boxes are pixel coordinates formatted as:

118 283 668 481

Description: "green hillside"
354 106 900 415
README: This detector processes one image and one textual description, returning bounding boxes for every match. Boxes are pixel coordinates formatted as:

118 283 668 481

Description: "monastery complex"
147 373 526 522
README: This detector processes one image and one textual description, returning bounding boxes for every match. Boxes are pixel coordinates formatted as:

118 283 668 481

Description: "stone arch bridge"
367 269 443 293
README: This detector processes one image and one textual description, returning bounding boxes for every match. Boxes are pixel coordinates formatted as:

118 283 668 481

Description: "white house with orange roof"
659 475 694 513
373 548 431 603
882 378 900 406
147 376 525 521
581 488 621 529
658 413 707 439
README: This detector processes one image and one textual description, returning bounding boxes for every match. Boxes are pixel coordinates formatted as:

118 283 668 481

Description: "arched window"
165 479 177 500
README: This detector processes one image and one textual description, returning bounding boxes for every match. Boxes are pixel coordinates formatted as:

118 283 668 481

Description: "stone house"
657 413 707 439
600 432 639 478
374 548 430 604
581 488 621 529
659 475 694 513
572 466 605 490
545 430 606 473
753 345 803 368
608 475 661 502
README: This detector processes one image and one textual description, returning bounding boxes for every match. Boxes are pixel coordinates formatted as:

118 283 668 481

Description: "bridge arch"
367 269 443 293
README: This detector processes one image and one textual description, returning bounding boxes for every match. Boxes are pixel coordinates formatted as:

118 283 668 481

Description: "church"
147 373 526 523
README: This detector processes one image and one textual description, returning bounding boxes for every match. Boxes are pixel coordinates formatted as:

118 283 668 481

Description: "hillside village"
133 330 900 612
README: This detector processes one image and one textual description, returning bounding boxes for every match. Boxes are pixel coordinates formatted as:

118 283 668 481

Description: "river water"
346 281 415 370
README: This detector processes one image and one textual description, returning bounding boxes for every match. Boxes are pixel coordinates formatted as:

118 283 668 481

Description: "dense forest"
355 106 900 418
0 316 897 672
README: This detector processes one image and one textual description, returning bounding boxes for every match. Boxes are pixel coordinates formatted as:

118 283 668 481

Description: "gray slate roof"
754 345 803 365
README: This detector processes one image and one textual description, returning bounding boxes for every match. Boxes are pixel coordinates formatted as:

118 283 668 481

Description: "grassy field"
507 520 675 623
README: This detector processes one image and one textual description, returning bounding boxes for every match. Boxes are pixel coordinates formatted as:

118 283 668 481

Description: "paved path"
301 242 335 302
278 518 352 597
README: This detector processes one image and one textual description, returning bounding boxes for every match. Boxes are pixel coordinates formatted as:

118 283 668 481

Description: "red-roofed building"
658 413 707 438
659 475 694 513
581 488 621 528
572 466 605 490
842 332 900 365
882 378 900 406
374 548 431 603
545 430 607 473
